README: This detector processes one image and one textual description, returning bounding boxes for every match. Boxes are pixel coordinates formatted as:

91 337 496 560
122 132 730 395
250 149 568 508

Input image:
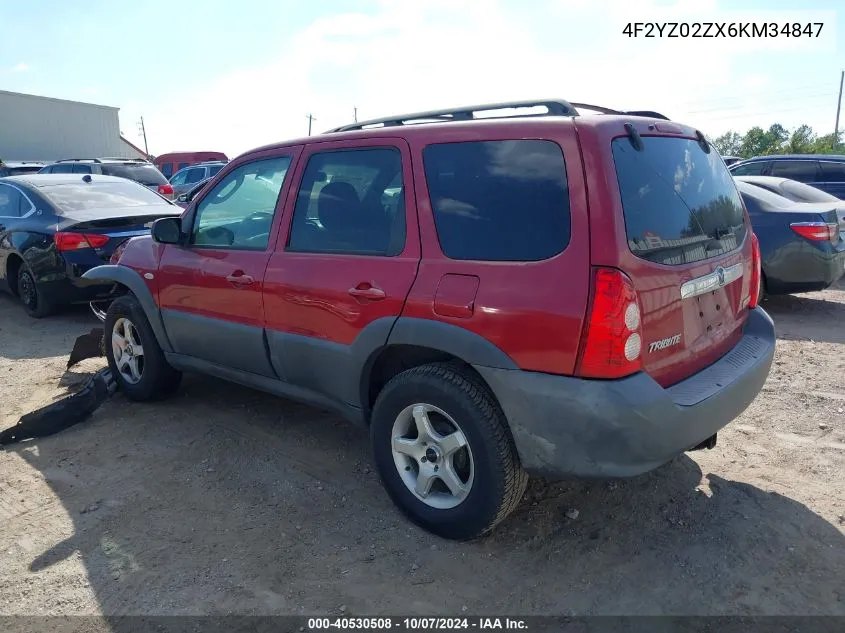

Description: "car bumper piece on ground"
476 307 776 479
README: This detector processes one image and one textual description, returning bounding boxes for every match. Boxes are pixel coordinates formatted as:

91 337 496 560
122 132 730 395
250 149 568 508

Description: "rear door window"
423 140 570 261
51 164 74 174
184 167 206 184
160 163 173 178
769 160 821 183
72 164 92 174
730 161 769 176
820 161 845 183
612 136 747 266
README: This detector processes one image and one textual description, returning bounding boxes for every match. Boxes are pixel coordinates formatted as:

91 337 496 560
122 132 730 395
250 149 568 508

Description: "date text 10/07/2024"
622 22 824 38
307 617 529 630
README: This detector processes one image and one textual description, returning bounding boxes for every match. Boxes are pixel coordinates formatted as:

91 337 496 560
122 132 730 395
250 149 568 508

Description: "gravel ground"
1 284 844 617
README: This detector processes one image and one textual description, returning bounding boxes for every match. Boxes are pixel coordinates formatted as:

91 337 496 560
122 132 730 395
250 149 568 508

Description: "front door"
157 149 301 376
263 139 420 406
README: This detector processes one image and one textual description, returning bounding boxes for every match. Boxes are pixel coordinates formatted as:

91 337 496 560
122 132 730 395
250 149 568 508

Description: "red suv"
83 100 775 539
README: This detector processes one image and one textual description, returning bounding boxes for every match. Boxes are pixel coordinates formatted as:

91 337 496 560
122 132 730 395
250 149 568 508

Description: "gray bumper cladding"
476 308 776 479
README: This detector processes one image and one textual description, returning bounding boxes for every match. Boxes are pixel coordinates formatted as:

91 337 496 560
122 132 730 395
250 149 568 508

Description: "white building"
0 90 149 162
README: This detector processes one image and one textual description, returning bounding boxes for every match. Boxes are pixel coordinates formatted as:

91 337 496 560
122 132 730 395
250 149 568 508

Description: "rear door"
607 130 751 387
156 149 300 376
262 138 420 406
769 159 823 186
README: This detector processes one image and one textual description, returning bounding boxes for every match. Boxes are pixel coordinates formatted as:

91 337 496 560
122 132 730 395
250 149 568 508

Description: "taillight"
54 232 109 251
575 267 643 379
158 184 174 196
748 232 762 309
790 222 838 243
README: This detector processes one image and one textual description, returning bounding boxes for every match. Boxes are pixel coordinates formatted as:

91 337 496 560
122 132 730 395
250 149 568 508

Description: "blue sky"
1 0 842 157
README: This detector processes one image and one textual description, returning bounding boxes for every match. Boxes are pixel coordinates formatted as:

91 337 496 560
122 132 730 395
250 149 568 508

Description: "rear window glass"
612 137 747 266
40 180 171 212
101 164 167 185
423 140 570 261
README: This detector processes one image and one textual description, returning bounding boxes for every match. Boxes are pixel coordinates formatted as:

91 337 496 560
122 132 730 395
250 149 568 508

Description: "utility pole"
306 113 316 136
137 117 149 156
354 106 358 123
835 70 844 148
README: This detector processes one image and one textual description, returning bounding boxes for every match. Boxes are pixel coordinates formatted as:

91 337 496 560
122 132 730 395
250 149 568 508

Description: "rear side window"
0 184 28 217
209 164 224 176
769 160 821 183
423 140 570 261
101 164 168 186
72 164 92 174
612 137 747 266
51 164 74 174
730 161 768 176
820 161 845 182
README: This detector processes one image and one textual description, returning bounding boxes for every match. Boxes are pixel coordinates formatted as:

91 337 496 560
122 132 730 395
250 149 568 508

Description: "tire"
17 264 54 318
370 363 528 540
104 295 181 401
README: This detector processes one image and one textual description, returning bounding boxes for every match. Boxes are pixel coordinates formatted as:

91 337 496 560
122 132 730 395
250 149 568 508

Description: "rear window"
101 164 168 185
730 161 768 176
612 136 747 266
40 180 171 212
423 140 570 261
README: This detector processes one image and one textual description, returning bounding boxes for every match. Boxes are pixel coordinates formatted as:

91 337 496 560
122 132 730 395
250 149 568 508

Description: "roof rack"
99 157 151 162
55 158 102 163
327 99 671 132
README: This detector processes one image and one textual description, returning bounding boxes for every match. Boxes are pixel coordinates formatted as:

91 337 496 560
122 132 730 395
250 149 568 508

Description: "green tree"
783 125 816 153
713 131 742 156
809 132 843 154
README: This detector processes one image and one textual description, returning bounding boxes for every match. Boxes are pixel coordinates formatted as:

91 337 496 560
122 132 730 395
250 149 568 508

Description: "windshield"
100 164 168 186
781 179 839 203
612 136 747 266
41 180 173 212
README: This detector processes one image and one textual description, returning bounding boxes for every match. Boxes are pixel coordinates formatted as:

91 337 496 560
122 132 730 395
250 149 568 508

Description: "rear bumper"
476 307 776 479
766 241 845 294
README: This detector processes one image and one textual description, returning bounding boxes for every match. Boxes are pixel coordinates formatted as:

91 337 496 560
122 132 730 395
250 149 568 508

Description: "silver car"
168 161 227 197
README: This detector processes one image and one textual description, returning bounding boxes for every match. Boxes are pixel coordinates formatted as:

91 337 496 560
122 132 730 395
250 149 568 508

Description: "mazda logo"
716 267 726 286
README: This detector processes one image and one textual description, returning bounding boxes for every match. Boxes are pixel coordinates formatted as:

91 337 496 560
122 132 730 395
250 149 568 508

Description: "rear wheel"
370 363 527 540
17 264 54 318
105 295 181 401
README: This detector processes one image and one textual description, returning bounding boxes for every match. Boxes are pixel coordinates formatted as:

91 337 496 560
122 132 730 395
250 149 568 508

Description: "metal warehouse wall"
0 90 124 161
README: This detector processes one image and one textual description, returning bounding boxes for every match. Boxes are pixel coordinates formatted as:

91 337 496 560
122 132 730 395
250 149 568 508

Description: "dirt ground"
1 284 844 617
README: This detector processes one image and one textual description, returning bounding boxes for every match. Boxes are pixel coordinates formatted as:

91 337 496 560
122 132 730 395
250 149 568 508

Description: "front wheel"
370 363 527 540
104 295 181 401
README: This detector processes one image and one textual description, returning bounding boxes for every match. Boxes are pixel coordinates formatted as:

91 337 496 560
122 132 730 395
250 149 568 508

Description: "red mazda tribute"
83 100 775 539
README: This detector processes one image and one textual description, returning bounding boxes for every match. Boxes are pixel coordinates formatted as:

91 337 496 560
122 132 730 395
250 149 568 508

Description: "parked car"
38 158 174 200
175 177 211 208
0 161 46 176
154 152 228 179
729 155 845 199
0 174 181 317
734 180 845 296
734 175 842 205
81 99 775 539
169 162 227 197
722 155 743 166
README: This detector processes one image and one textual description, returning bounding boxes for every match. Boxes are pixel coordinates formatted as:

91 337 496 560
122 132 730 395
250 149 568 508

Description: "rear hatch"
100 163 171 198
611 133 751 387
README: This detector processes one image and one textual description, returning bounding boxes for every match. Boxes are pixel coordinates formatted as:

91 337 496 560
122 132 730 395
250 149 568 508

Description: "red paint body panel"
402 122 590 375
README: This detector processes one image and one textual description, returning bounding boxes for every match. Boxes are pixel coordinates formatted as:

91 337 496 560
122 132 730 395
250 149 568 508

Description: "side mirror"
152 217 183 244
176 193 188 204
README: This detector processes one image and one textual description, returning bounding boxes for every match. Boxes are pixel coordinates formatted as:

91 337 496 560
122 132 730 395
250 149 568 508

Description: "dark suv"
730 154 845 199
83 100 776 539
38 158 174 199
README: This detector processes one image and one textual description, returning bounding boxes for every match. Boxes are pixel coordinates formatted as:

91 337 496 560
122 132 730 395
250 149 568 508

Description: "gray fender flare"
81 265 173 353
386 317 518 369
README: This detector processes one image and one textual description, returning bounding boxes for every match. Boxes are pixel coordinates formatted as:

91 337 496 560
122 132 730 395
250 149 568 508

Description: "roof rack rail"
55 158 102 163
328 99 672 133
327 99 579 133
99 157 150 162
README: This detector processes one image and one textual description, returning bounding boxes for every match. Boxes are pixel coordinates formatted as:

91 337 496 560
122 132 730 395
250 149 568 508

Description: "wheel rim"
19 272 37 310
391 403 474 509
112 317 145 384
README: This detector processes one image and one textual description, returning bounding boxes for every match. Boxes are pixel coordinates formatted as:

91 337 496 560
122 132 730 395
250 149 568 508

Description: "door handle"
349 283 386 301
226 272 254 287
